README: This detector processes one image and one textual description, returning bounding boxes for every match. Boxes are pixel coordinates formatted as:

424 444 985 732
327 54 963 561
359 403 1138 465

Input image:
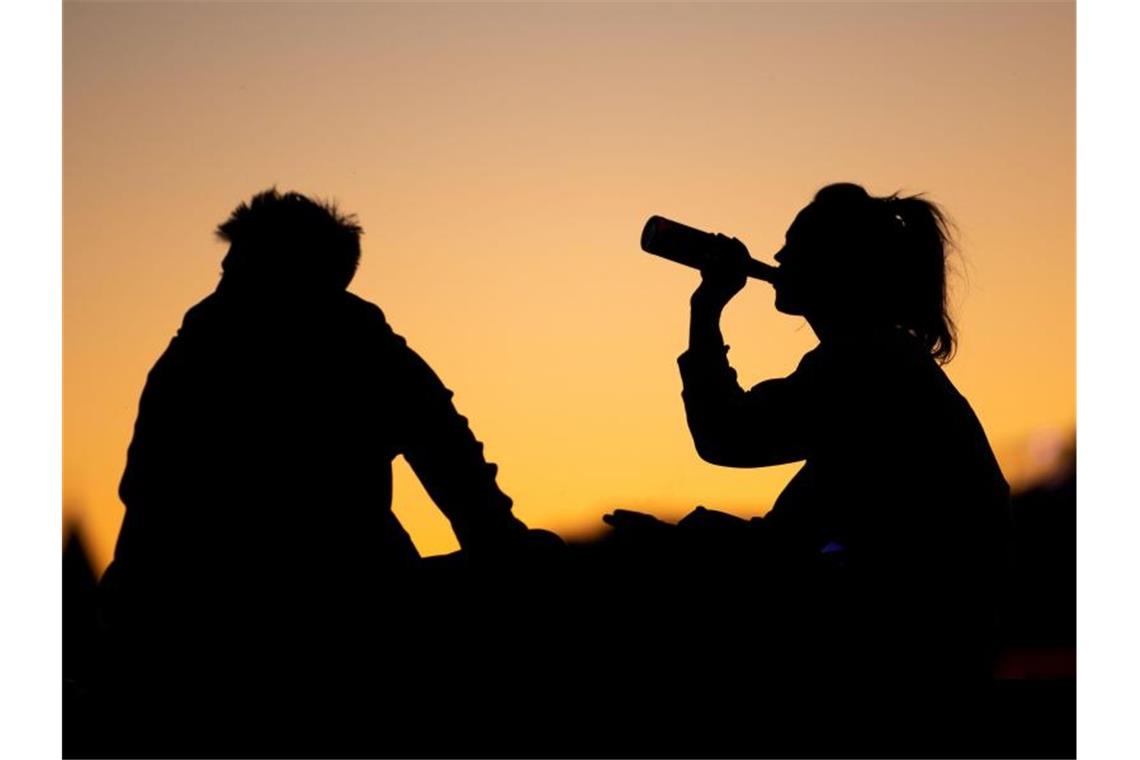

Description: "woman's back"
764 329 1008 547
753 329 1010 680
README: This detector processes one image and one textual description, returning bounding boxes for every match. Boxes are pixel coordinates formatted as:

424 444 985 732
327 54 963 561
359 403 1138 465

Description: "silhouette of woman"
676 182 1011 681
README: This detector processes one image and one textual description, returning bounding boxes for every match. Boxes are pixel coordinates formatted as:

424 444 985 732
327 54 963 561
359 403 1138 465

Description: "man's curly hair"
216 188 363 291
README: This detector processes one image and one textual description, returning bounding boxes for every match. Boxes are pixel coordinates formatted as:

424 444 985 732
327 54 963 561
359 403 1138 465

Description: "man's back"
100 190 525 647
106 290 391 602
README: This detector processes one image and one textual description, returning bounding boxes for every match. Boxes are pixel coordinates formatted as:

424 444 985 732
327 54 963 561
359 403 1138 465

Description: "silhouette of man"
100 189 532 666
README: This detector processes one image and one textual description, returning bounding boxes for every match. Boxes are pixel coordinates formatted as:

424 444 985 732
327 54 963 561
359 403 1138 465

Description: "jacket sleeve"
380 320 526 552
677 344 822 468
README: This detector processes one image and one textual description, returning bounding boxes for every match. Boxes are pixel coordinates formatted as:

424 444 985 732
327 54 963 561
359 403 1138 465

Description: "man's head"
216 188 363 292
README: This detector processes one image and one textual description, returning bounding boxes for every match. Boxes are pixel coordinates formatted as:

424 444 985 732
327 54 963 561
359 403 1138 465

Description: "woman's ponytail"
888 195 957 363
811 183 958 363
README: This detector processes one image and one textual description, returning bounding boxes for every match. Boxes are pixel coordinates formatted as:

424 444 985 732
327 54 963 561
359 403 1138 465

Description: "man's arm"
382 326 527 554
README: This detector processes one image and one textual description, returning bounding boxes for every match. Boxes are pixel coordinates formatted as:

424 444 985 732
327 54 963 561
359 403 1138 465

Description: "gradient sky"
64 1 1074 569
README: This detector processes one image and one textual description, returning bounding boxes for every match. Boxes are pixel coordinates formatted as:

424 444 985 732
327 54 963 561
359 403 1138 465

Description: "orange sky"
64 2 1074 570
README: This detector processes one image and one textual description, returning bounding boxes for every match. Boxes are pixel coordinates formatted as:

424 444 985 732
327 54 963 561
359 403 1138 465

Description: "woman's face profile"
773 202 865 323
773 205 827 317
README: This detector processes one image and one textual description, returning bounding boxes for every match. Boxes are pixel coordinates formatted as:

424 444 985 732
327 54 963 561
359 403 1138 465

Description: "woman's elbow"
692 435 753 468
690 426 798 468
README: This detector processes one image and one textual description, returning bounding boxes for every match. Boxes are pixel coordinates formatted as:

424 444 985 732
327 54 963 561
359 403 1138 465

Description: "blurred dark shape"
63 527 108 759
1001 440 1076 664
982 441 1076 759
62 526 98 686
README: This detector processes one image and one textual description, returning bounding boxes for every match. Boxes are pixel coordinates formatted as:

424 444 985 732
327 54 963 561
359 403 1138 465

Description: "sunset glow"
65 2 1074 569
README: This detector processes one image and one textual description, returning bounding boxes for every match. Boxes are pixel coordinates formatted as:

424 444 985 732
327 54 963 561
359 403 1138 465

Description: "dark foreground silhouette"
64 186 1073 758
64 475 1075 759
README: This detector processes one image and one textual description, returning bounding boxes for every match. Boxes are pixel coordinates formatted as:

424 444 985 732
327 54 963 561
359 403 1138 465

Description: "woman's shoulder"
810 329 970 412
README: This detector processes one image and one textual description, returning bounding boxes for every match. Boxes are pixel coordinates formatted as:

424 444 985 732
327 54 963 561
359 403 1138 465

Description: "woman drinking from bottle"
677 182 1010 685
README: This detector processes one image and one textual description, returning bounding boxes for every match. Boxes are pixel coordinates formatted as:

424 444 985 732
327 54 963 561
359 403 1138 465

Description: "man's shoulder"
331 292 422 362
336 291 401 339
338 291 387 323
